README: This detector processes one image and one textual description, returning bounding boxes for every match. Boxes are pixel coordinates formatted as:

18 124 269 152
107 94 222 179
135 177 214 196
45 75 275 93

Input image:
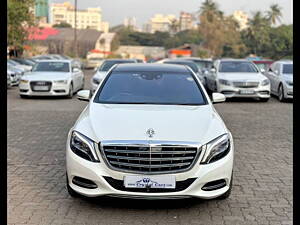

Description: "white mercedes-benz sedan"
19 60 84 98
206 59 270 101
66 63 234 200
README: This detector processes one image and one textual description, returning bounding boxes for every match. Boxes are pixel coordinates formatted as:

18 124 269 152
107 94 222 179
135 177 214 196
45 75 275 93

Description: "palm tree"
266 4 282 25
198 0 221 22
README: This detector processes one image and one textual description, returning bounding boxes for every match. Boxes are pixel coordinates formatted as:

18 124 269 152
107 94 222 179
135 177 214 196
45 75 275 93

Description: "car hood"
93 71 108 80
74 104 228 144
22 72 70 81
218 72 266 81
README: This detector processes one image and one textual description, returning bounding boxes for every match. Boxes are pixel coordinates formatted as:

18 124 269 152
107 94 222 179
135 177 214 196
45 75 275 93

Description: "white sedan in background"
206 59 270 102
91 59 137 93
264 60 293 102
19 60 84 98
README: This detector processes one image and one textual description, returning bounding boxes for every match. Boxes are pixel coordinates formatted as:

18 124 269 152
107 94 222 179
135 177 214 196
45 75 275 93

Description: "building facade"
232 10 249 30
50 2 109 32
179 12 193 31
144 14 177 33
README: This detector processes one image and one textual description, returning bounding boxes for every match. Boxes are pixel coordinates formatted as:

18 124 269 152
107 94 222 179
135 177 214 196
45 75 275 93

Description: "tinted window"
219 62 258 73
95 72 206 105
164 61 199 73
33 62 70 72
99 60 136 71
283 64 293 74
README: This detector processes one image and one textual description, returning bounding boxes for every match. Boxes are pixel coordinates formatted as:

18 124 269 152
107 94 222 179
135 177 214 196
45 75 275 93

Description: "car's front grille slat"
30 81 52 92
102 143 200 174
233 81 259 88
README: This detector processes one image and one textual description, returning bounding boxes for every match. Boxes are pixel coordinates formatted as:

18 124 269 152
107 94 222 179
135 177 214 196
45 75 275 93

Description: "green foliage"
8 0 35 49
53 22 72 28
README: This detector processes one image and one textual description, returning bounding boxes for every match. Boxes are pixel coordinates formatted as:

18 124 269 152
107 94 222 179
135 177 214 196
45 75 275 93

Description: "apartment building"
144 14 177 33
50 2 109 32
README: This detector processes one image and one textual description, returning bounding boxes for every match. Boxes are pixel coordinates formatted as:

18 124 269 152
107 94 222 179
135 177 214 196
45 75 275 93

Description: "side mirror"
73 67 80 72
274 70 279 75
94 67 98 71
77 90 91 102
210 68 216 73
212 93 226 104
260 68 265 73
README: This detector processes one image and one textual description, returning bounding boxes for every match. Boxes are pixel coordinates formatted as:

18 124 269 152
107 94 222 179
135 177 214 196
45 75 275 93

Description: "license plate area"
239 90 255 95
33 86 50 91
124 175 176 189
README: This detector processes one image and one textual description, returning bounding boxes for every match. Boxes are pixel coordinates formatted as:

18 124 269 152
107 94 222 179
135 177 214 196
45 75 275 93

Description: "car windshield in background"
98 61 135 71
164 62 199 73
193 61 212 70
33 62 70 72
283 64 293 74
219 62 258 73
95 72 206 105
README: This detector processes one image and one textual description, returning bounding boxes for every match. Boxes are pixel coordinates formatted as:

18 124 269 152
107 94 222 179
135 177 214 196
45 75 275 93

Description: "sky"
50 0 293 28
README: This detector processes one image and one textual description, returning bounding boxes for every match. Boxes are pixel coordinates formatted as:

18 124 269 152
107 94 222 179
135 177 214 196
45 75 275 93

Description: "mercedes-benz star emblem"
146 128 155 138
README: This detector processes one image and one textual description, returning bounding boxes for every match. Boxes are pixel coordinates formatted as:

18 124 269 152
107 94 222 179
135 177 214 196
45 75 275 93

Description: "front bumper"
218 83 270 99
19 82 70 96
284 85 293 99
66 137 234 199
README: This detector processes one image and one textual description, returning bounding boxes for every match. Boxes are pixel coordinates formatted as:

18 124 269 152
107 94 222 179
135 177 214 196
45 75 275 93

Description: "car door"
272 63 282 93
267 63 276 93
71 63 81 91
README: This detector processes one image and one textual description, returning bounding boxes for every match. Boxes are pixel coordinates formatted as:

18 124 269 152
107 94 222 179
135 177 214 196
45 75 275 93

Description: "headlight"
261 79 270 86
200 134 230 164
219 79 231 86
54 80 68 84
20 79 29 84
286 81 293 86
92 77 100 85
70 131 100 162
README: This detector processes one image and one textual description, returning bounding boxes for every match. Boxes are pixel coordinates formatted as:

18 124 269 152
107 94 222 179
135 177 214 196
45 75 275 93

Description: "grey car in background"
264 60 293 102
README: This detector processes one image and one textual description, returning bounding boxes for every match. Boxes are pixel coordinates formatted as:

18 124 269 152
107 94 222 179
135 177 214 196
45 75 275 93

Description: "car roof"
35 59 72 63
219 58 251 62
277 60 293 64
104 59 137 62
163 59 196 63
113 63 190 73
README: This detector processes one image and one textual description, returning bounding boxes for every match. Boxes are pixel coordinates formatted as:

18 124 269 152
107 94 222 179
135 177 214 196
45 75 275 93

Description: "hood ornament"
146 128 155 138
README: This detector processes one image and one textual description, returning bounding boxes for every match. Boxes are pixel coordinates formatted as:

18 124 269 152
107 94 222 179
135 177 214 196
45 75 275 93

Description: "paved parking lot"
8 70 293 225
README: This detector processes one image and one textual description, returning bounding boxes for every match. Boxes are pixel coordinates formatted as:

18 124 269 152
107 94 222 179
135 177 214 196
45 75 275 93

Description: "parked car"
251 60 274 73
10 58 36 68
205 59 270 102
7 59 31 72
161 59 206 85
7 73 12 88
264 60 293 102
66 63 234 200
85 57 104 69
181 57 213 74
7 65 23 86
91 59 137 92
18 60 84 98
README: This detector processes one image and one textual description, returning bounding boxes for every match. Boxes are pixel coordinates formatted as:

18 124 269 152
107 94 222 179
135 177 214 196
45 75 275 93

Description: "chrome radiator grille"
233 81 259 88
101 141 200 174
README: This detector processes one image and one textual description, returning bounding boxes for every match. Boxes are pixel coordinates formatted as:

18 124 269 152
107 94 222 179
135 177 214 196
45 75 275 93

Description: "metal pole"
74 0 77 57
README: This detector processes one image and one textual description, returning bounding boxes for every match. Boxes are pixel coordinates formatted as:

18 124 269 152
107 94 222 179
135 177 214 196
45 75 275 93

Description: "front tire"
67 84 73 99
278 84 285 102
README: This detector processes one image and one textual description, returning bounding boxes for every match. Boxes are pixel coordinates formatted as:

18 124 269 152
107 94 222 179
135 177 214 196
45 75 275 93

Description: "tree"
198 0 222 22
266 4 282 26
53 22 72 28
8 0 35 56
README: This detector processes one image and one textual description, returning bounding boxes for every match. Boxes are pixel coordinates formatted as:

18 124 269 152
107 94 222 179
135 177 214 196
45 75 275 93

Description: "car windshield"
219 61 258 73
98 61 135 72
283 64 293 74
164 61 199 73
32 62 70 72
191 60 212 70
95 71 206 105
8 60 20 66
